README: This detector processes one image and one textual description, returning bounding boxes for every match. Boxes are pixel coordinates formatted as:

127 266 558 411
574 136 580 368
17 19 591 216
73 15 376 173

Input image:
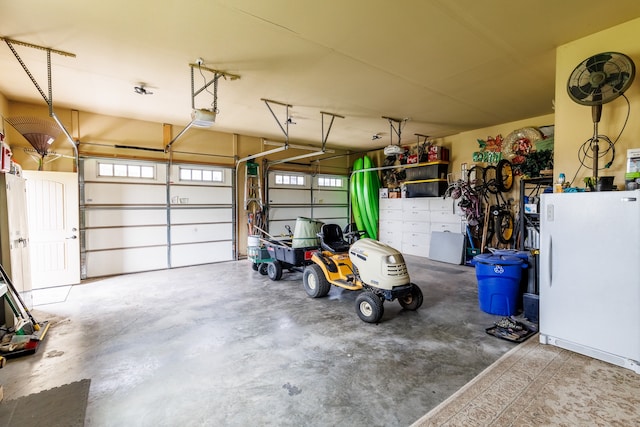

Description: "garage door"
267 171 349 236
81 158 233 278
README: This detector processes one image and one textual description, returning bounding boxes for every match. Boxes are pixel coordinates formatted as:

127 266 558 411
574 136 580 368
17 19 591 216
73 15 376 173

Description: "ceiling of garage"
2 0 640 152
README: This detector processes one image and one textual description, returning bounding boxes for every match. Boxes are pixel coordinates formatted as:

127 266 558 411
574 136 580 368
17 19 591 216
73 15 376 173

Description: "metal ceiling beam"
267 110 342 166
2 37 78 170
382 116 409 146
320 111 344 150
236 145 289 164
261 98 292 146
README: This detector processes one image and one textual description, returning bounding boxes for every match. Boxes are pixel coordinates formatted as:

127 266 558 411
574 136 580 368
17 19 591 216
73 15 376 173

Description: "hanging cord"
568 94 630 186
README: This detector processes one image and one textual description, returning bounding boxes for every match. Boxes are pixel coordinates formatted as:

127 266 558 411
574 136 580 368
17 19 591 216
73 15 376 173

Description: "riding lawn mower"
302 223 423 323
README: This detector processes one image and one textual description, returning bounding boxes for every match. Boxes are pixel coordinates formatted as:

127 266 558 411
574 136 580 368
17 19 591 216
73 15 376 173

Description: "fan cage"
567 51 636 106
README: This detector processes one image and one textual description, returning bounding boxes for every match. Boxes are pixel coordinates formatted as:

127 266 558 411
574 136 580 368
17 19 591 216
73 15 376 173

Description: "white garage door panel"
313 190 348 204
268 188 309 204
171 223 232 244
312 206 349 219
170 208 232 224
268 221 297 237
267 171 348 239
170 186 232 205
85 226 167 250
85 209 167 227
269 206 312 221
319 218 348 229
86 246 168 277
313 218 346 229
85 182 166 205
171 241 233 267
81 158 235 278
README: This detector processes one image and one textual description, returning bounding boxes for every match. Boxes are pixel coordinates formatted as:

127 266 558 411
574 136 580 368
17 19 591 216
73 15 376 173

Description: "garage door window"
274 173 304 186
179 167 224 183
318 176 344 188
98 161 155 179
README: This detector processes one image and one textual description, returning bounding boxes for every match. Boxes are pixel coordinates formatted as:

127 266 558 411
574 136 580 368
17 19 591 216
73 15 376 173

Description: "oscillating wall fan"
567 52 635 182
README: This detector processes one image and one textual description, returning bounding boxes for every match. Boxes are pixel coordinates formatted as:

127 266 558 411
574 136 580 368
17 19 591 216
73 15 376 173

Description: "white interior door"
23 171 80 288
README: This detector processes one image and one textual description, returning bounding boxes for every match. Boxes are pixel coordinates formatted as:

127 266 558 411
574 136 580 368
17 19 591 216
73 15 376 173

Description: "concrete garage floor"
1 255 515 426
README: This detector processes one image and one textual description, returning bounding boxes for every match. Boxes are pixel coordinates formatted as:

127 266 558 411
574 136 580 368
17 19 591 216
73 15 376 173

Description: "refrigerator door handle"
621 197 637 202
547 236 553 287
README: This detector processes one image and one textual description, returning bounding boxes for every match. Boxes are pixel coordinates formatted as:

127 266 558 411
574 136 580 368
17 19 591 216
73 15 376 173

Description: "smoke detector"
191 108 217 127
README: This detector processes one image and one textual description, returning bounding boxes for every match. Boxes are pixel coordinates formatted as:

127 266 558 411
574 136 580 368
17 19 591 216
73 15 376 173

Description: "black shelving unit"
518 177 553 322
518 177 553 251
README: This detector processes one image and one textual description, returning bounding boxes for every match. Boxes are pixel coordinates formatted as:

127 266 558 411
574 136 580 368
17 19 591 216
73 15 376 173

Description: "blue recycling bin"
490 249 534 311
471 254 528 316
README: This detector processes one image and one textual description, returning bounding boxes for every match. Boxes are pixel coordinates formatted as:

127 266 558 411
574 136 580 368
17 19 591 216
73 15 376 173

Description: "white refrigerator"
539 190 640 374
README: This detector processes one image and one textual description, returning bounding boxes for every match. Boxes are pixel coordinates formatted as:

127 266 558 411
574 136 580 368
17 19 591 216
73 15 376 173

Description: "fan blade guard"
567 51 635 106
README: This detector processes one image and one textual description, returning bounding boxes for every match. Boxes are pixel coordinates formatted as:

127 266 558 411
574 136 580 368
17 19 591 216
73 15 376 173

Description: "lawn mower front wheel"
398 283 423 310
355 291 384 323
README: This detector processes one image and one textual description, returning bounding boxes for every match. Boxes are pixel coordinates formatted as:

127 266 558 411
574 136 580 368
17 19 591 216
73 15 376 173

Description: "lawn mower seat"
318 224 351 253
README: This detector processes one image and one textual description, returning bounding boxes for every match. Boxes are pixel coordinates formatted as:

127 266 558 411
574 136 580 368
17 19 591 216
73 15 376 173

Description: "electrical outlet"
195 57 204 66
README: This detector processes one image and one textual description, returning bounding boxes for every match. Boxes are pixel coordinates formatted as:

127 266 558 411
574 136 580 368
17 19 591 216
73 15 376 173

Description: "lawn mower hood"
348 238 411 290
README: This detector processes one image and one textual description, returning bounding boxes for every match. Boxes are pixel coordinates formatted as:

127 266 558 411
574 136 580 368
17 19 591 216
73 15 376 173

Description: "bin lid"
472 253 526 266
489 249 530 260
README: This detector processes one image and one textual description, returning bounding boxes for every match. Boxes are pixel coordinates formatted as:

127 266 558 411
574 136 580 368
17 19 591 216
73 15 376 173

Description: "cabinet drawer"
402 230 429 242
378 219 402 232
429 197 455 211
431 222 463 233
402 209 430 222
402 198 430 212
402 221 430 233
379 198 402 211
402 238 431 257
380 231 402 249
430 210 462 224
379 208 403 221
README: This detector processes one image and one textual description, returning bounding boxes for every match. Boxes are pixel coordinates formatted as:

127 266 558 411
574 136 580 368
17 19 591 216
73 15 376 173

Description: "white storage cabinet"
378 196 463 258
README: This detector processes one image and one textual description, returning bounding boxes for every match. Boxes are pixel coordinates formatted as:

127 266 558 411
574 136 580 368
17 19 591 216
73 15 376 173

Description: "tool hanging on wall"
245 159 264 235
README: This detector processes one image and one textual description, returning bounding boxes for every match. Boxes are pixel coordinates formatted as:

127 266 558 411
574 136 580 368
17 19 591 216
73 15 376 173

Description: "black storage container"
266 243 316 266
405 162 449 181
404 179 448 198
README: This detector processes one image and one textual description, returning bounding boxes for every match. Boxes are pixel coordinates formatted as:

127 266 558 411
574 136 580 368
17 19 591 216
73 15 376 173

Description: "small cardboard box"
379 188 389 198
524 204 538 214
427 146 450 161
627 148 640 169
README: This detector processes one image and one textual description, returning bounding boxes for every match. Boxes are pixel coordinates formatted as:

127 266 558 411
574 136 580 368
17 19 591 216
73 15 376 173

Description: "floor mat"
0 379 90 427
